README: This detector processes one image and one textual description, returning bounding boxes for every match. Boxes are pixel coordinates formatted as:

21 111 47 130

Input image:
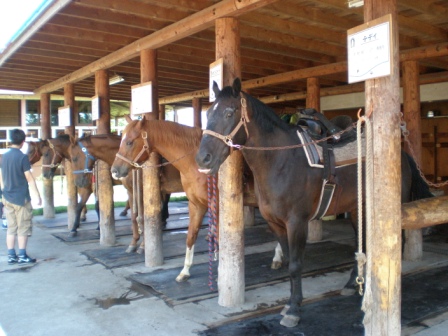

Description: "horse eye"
126 141 133 146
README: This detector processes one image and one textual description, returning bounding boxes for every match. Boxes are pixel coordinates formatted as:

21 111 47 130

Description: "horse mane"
78 134 121 146
123 119 202 150
54 133 72 146
242 92 291 133
148 120 202 149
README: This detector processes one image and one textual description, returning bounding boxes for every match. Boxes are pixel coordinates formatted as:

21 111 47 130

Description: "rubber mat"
199 265 448 336
130 241 355 304
83 225 277 268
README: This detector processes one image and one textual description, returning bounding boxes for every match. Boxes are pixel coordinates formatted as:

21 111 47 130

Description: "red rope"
207 175 218 291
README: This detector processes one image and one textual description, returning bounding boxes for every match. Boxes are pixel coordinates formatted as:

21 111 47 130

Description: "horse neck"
53 140 71 160
83 137 120 166
144 122 199 173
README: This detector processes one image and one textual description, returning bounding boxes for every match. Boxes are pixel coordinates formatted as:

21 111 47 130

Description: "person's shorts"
4 199 33 236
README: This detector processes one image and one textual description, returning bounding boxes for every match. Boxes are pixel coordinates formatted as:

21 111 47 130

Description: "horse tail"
405 152 433 201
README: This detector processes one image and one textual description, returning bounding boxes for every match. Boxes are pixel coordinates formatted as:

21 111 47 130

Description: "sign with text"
58 106 71 127
131 81 152 115
209 58 223 102
347 14 393 83
91 96 100 120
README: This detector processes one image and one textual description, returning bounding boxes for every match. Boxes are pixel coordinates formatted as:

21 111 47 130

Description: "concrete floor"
1 205 448 336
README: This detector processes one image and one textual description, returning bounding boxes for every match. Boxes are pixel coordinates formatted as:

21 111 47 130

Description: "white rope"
356 118 366 295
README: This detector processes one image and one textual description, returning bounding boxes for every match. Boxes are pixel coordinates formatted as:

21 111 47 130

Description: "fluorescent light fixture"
109 74 124 85
348 0 364 8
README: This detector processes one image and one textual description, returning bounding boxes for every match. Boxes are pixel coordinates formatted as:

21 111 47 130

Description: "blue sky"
0 0 50 53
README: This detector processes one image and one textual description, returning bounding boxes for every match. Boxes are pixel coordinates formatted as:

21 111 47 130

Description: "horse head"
69 136 95 188
41 139 62 179
196 78 248 175
26 140 43 165
111 115 151 179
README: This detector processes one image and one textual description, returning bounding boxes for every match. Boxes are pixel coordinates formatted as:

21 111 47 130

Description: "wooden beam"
402 196 448 230
34 0 280 94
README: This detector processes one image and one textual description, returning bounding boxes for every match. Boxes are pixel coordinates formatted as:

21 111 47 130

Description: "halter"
72 141 96 174
41 140 63 169
115 131 151 168
202 93 250 149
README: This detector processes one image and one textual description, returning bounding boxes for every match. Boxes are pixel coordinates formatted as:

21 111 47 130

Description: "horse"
195 78 432 327
68 134 182 253
27 139 89 222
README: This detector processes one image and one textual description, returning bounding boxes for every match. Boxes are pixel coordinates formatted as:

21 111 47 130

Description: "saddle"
296 108 357 220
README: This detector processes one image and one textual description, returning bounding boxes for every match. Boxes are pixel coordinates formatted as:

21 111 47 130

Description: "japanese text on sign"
347 14 392 83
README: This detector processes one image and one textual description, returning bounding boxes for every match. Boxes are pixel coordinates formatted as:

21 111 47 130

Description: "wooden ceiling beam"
35 0 282 94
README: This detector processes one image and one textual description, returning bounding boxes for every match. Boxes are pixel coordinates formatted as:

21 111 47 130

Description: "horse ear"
212 81 220 98
125 114 132 124
232 78 242 97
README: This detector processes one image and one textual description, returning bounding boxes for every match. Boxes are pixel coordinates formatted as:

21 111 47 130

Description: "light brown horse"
68 134 182 253
110 116 273 282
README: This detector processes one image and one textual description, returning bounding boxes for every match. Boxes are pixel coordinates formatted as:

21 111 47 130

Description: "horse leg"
161 193 170 227
176 202 207 282
120 200 130 217
95 200 100 230
341 208 364 296
68 203 84 237
81 205 87 222
280 219 307 328
271 243 284 269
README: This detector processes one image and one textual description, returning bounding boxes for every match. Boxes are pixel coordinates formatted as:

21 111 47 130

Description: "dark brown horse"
69 134 182 253
195 78 432 327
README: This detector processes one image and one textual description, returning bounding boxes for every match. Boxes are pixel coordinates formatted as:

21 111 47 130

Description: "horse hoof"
126 246 137 253
119 211 127 217
81 217 86 222
280 305 290 316
136 247 145 254
176 274 190 282
68 231 77 237
271 261 282 270
340 287 356 296
280 314 300 328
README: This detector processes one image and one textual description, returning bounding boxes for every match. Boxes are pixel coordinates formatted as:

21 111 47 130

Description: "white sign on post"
58 106 71 127
209 58 223 102
131 81 152 115
91 96 100 120
347 14 393 83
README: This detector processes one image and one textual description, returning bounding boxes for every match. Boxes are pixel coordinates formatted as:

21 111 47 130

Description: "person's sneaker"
1 221 7 230
17 255 36 264
8 255 17 265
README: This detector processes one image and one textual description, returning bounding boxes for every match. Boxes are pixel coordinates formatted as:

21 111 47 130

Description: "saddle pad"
297 130 365 169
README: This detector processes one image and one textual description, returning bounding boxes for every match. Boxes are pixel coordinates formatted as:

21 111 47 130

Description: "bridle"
202 93 250 149
115 131 151 168
72 141 96 174
41 140 63 169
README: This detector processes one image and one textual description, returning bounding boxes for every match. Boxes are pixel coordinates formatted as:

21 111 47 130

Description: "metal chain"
401 121 448 188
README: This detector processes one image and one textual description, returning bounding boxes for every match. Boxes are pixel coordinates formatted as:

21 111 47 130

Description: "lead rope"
207 174 218 291
136 168 143 234
356 109 373 325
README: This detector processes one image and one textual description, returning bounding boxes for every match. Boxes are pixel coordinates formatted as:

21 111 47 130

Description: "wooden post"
159 104 165 121
193 97 202 128
402 60 423 261
364 0 401 334
402 196 448 229
141 48 163 267
40 93 55 218
216 17 245 307
64 83 77 230
306 77 323 242
95 69 115 246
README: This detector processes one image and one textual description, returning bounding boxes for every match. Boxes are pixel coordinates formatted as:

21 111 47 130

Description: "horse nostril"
203 153 212 165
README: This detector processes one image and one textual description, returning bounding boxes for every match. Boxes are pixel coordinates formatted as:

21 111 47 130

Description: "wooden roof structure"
0 0 447 111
